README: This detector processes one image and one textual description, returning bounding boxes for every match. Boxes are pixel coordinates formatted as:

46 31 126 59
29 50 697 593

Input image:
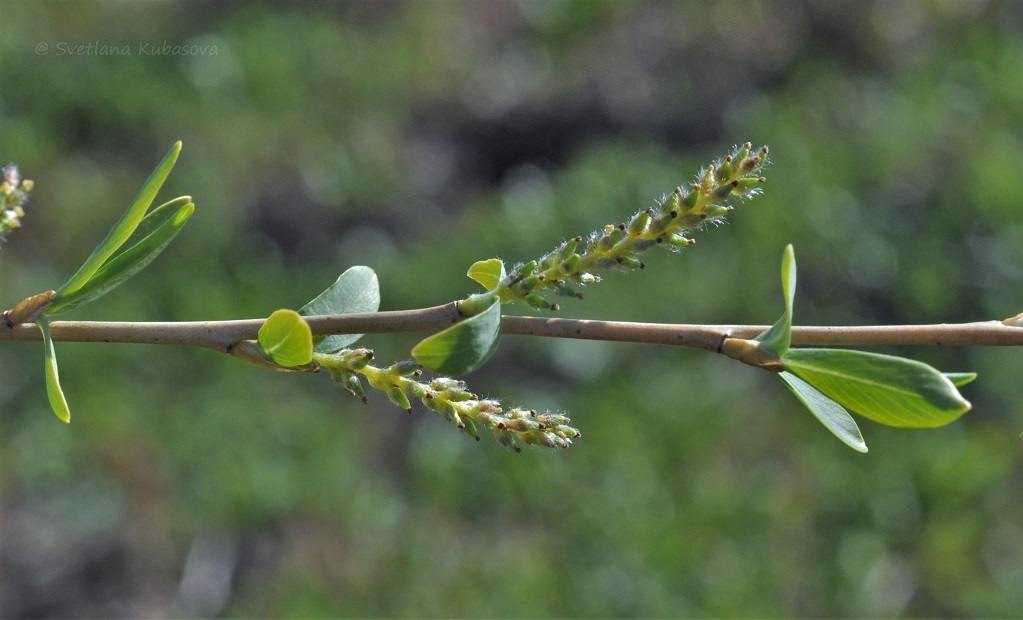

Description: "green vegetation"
2 2 1022 617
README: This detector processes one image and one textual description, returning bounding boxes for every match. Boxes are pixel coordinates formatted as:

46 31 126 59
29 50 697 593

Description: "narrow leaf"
299 266 380 352
412 297 502 375
467 258 506 291
47 202 195 315
258 309 314 367
780 370 867 452
755 244 796 356
109 196 192 261
55 141 182 301
783 348 971 428
945 372 978 387
37 318 71 423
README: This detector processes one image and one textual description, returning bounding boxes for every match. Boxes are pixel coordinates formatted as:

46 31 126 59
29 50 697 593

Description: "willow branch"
2 303 1022 354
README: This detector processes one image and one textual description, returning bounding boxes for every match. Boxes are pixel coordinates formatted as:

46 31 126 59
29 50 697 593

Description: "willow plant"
4 141 1017 453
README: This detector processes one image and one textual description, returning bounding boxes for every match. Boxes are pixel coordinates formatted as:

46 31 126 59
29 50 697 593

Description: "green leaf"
55 141 182 302
755 244 796 356
46 201 195 315
779 371 867 453
299 266 380 353
258 309 314 367
37 318 71 423
945 372 978 387
783 348 971 428
412 297 502 375
467 258 506 291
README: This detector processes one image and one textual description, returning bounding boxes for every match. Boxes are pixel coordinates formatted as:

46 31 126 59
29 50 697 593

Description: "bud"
386 386 412 412
663 233 693 249
525 294 555 310
733 142 751 164
515 260 537 276
559 253 581 275
628 209 651 236
351 350 374 370
703 204 733 218
683 189 700 210
715 156 734 182
538 253 557 271
553 281 582 299
329 368 367 402
630 238 656 252
733 176 765 196
460 415 480 440
389 359 422 377
660 189 682 216
617 256 643 270
559 236 580 259
712 180 737 200
430 377 462 391
739 155 762 174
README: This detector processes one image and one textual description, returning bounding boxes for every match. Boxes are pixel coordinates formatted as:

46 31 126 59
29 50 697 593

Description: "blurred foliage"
2 0 1023 616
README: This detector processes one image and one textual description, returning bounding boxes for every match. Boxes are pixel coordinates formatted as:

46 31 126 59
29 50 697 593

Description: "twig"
2 304 1022 353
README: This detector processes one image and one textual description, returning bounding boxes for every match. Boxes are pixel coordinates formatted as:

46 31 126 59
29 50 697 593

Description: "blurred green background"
2 0 1023 616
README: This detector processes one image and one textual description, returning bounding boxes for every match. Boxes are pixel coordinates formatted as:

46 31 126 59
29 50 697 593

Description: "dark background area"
2 0 1022 616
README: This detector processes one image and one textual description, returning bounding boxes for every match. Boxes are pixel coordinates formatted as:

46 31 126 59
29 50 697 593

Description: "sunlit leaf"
412 297 502 375
258 309 314 367
755 244 796 356
779 370 867 452
467 258 506 291
783 348 971 428
299 266 380 352
54 141 182 302
47 201 194 315
37 317 71 423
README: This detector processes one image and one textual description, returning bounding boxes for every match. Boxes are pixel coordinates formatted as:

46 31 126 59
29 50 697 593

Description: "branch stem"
2 304 1021 353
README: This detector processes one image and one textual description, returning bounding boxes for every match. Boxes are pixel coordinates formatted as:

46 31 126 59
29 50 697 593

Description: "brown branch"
2 303 1022 354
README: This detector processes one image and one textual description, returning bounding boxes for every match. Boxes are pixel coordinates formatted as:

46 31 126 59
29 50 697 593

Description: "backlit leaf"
779 370 866 452
258 309 314 367
783 348 971 428
412 297 502 375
